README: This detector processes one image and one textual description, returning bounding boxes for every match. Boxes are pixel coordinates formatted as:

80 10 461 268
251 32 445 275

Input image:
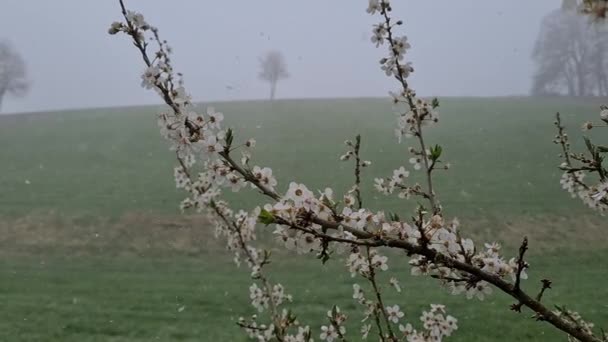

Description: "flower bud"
582 121 593 131
108 22 123 35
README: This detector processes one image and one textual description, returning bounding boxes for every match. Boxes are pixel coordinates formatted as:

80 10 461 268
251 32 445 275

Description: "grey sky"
0 1 559 113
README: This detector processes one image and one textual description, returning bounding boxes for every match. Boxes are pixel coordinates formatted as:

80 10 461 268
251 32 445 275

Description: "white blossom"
366 0 382 15
126 11 149 30
371 24 387 46
361 324 372 339
249 283 269 312
207 107 224 129
252 166 278 191
320 325 339 342
465 281 492 300
284 182 313 206
371 253 389 271
386 304 404 323
409 157 422 170
141 66 161 89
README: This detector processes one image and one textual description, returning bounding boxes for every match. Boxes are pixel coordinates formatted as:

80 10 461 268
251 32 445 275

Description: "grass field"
0 97 606 341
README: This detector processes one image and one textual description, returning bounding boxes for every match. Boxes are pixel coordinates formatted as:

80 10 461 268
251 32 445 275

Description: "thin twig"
354 134 363 210
365 247 397 341
536 279 552 302
514 237 529 292
380 4 439 214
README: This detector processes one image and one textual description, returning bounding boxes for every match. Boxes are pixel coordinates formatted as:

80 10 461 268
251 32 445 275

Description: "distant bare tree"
531 0 608 97
0 40 29 112
258 50 288 101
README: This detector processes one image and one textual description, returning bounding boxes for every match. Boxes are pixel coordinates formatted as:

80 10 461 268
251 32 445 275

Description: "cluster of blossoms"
353 282 458 342
339 139 370 166
409 218 528 300
112 0 605 341
346 247 388 277
554 109 608 212
249 283 292 313
319 306 347 342
367 0 414 79
239 312 313 342
366 0 439 147
374 166 413 198
558 171 608 211
393 94 440 143
373 151 448 200
110 3 309 340
552 308 597 342
407 305 458 342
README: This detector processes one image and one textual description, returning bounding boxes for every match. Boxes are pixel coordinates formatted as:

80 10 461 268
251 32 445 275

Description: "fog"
0 0 559 113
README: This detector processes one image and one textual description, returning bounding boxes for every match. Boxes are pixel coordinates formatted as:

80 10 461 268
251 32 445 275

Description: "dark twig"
379 4 439 215
365 248 397 341
354 134 363 210
536 279 552 302
514 237 529 292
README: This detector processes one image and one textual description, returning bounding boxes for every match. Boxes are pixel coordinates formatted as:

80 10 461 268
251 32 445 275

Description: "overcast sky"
0 0 560 113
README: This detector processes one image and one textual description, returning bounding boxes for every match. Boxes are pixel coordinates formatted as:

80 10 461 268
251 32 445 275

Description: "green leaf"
598 146 608 153
388 212 400 222
286 310 297 324
225 128 234 148
258 208 275 225
430 144 443 161
331 305 338 318
431 98 440 109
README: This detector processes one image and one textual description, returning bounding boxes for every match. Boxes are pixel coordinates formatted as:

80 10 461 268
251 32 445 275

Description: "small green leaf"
286 310 297 324
225 128 234 148
431 98 440 109
388 212 400 222
430 144 443 161
331 305 338 318
258 208 275 225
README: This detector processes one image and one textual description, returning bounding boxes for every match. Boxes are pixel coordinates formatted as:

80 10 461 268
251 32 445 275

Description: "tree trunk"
598 51 608 97
575 62 586 96
601 75 608 97
565 72 575 96
563 58 576 96
269 81 276 101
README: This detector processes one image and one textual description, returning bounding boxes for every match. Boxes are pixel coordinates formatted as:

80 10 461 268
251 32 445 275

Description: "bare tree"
258 50 288 101
0 40 29 112
531 0 608 97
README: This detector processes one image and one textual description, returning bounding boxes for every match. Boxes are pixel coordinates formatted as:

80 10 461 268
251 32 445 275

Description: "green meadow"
0 97 606 341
